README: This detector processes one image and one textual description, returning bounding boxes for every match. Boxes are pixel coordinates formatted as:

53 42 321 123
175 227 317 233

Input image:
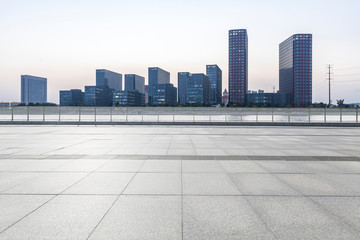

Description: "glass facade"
59 89 83 106
178 72 190 105
229 29 248 105
125 74 145 94
206 65 222 105
186 74 211 105
151 83 177 106
96 69 122 92
113 90 145 106
148 67 170 101
21 75 47 105
279 34 312 107
84 86 112 106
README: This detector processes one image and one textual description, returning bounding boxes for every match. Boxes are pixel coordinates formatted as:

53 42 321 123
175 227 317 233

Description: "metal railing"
0 106 359 124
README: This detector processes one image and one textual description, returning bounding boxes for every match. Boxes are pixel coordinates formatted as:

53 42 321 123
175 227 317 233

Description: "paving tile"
97 160 144 172
9 160 72 172
230 173 301 195
4 172 88 194
54 159 108 172
320 174 360 195
276 174 355 196
0 160 35 171
311 197 360 231
0 172 40 192
182 160 223 172
124 173 181 195
248 196 360 239
183 196 276 240
140 160 181 172
0 195 54 232
64 172 135 194
0 195 116 240
183 173 240 195
256 160 310 173
219 160 268 173
88 196 182 240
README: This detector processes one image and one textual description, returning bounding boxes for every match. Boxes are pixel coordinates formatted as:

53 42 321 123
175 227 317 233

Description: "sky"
0 0 360 104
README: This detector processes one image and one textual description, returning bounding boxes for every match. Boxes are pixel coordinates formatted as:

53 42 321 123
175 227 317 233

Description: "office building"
186 73 211 105
113 90 145 106
178 72 191 105
229 29 248 105
144 85 149 105
151 83 177 106
148 67 170 101
59 89 83 106
125 74 145 94
96 69 122 91
21 75 47 105
246 90 288 107
206 65 222 105
279 34 312 107
84 86 112 106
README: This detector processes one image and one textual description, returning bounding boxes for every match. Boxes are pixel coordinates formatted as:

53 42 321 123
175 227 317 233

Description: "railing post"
79 107 81 122
256 108 258 123
225 113 227 123
27 106 29 121
324 108 327 123
193 114 195 123
94 107 97 123
58 107 61 122
288 108 290 123
11 107 14 122
110 107 112 123
272 108 274 123
340 108 343 123
158 114 159 123
126 108 128 123
172 114 174 123
209 115 211 122
308 108 311 123
43 106 45 122
240 108 243 122
356 108 359 123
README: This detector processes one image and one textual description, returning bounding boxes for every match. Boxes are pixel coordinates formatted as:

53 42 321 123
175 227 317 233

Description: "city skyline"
1 0 360 103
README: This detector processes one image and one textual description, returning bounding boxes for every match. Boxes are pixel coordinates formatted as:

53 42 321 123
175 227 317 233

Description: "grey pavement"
0 125 360 239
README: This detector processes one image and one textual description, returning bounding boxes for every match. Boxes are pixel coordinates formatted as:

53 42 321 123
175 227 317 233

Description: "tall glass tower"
229 29 248 106
279 34 312 107
206 65 222 105
21 75 47 104
125 74 145 94
96 69 122 91
148 67 170 102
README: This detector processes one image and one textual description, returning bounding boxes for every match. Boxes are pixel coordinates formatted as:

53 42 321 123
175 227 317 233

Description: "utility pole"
326 65 333 107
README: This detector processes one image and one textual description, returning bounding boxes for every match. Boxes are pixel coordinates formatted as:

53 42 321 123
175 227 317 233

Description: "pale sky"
0 0 359 104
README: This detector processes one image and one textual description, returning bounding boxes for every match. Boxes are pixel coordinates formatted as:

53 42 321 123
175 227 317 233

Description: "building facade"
279 34 312 107
148 67 170 102
178 72 191 105
186 74 211 105
96 69 122 91
206 65 222 105
124 74 145 94
59 89 83 106
229 29 248 106
21 75 47 105
151 83 177 106
84 86 112 106
246 90 288 107
113 90 145 106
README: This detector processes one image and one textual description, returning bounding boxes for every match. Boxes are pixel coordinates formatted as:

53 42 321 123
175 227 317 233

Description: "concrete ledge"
0 121 359 127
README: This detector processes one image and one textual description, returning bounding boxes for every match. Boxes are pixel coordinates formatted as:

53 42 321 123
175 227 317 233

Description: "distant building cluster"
16 30 312 107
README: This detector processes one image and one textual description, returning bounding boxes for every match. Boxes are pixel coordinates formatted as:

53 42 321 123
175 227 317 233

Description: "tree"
336 99 345 107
